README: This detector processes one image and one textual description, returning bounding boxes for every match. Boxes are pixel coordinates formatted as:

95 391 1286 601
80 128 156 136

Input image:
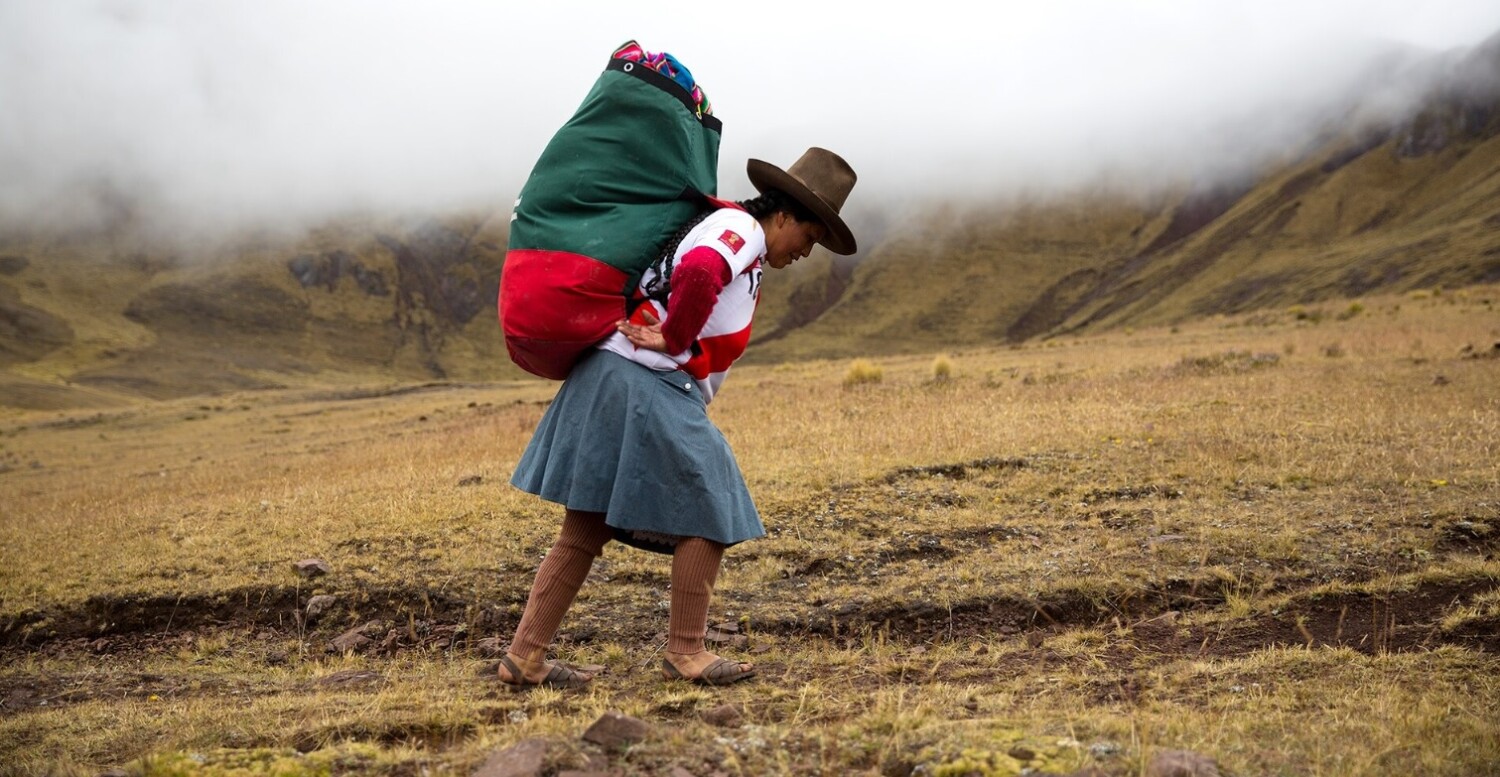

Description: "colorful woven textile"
613 39 712 118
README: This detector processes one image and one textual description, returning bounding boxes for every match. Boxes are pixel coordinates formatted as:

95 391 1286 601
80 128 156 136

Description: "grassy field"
1 286 1497 776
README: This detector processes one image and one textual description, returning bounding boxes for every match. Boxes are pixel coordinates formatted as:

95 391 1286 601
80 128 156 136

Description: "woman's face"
763 212 826 269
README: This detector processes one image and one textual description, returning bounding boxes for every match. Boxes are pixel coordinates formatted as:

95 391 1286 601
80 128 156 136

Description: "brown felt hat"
746 147 858 255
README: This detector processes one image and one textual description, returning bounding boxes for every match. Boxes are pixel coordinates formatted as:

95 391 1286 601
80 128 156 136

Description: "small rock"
476 637 505 657
700 703 742 728
1432 374 1450 386
327 624 377 654
316 669 384 688
712 621 740 634
909 645 928 655
1024 632 1046 648
705 630 749 648
89 638 111 653
581 710 650 750
750 644 772 655
458 474 484 487
1147 749 1221 777
304 594 338 619
571 663 607 674
293 559 331 579
1089 740 1122 758
472 737 549 777
265 648 290 666
1007 745 1037 762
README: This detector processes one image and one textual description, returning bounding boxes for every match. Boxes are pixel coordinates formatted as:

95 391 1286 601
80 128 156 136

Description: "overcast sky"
3 0 1499 239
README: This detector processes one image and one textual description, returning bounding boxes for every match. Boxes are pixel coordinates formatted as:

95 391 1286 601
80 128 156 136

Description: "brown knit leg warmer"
508 509 613 663
668 537 726 654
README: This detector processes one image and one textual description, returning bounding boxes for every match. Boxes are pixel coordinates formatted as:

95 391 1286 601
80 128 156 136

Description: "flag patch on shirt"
718 230 745 253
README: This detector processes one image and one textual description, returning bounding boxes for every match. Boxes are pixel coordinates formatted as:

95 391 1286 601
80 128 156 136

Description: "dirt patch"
1082 484 1183 503
1 584 506 649
1436 518 1497 553
0 664 279 715
300 382 483 402
1200 579 1500 656
883 457 1026 483
756 575 1499 660
5 578 1493 721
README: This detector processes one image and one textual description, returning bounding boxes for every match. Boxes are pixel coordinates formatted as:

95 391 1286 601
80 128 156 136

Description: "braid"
659 208 715 264
642 206 714 303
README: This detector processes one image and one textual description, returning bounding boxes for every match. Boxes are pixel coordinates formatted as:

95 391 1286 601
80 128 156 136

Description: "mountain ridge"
3 33 1499 409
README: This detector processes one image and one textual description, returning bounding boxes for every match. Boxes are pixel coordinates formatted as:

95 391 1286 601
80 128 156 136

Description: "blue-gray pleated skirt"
511 349 763 554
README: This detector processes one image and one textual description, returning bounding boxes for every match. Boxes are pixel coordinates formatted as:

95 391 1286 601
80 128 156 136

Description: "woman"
497 147 859 687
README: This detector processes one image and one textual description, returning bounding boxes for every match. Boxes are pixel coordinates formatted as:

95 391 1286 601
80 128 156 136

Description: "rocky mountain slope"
750 32 1500 361
0 214 513 409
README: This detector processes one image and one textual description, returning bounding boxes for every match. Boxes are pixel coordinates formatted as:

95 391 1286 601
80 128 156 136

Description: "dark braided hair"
736 188 818 224
643 188 817 303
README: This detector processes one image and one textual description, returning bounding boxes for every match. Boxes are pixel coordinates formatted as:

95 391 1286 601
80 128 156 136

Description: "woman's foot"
662 650 756 686
498 652 594 689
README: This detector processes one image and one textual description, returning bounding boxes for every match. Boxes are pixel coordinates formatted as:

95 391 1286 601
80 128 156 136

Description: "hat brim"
746 159 856 255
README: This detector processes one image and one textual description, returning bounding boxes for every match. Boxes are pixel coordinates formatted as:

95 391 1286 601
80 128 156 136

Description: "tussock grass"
2 285 1498 775
841 358 884 387
930 354 955 382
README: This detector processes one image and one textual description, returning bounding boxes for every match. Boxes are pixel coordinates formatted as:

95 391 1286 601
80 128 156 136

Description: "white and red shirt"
599 208 764 404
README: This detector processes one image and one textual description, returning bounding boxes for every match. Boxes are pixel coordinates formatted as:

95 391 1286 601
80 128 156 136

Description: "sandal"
661 656 757 686
498 655 593 690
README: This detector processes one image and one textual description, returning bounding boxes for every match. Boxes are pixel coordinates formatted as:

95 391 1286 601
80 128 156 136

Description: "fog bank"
3 1 1498 240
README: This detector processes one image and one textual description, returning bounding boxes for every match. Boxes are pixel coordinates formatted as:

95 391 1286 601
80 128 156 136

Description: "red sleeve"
661 246 732 355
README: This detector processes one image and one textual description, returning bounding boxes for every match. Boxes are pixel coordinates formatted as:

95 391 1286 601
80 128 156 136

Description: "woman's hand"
617 309 670 353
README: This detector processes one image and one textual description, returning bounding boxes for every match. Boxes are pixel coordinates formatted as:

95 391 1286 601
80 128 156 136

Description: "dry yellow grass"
1 285 1497 775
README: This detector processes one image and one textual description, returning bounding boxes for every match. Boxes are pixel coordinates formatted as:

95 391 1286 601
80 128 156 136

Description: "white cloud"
2 0 1497 237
